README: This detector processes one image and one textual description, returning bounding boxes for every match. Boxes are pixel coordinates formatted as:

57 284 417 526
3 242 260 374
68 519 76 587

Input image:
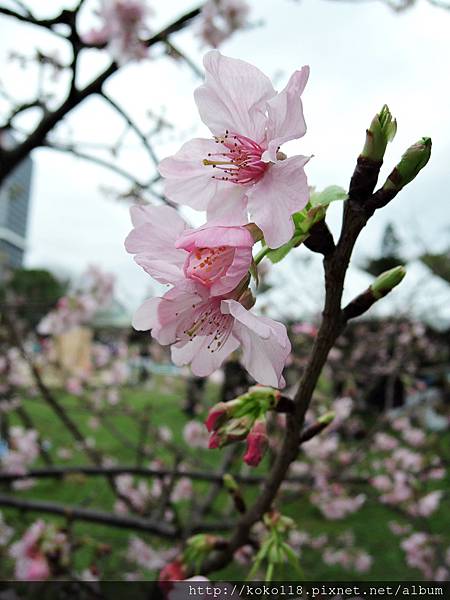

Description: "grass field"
1 378 449 581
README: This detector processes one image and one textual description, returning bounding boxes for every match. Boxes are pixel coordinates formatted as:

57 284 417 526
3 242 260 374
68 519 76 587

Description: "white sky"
0 0 449 322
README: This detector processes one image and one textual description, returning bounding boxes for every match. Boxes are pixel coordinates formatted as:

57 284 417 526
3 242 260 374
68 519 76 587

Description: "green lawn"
1 379 449 581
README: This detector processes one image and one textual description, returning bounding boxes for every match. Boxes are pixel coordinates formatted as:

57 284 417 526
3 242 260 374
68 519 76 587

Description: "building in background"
0 137 33 271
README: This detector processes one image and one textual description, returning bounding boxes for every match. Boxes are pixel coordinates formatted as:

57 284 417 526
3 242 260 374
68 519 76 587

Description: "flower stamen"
203 133 268 185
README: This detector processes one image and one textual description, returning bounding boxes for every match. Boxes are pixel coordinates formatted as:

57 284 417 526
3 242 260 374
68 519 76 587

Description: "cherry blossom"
133 281 291 387
9 520 69 581
38 266 114 335
125 204 255 296
0 426 39 478
82 0 151 65
198 0 250 48
159 50 310 249
183 421 209 448
126 536 176 571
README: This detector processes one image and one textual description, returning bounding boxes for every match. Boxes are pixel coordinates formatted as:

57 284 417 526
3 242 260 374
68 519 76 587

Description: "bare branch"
100 92 159 166
44 141 153 189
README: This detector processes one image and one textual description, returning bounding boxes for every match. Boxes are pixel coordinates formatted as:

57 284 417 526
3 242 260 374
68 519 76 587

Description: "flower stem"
254 246 270 265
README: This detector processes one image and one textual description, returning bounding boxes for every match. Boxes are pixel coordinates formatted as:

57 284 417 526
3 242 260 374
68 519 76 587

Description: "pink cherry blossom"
354 551 373 573
126 536 176 571
125 204 254 296
171 478 193 502
183 421 209 448
9 520 49 581
1 427 39 477
311 486 366 520
38 266 114 335
198 0 250 48
133 281 290 388
82 0 151 65
159 50 310 249
374 432 398 451
411 490 443 517
400 532 435 578
402 427 426 447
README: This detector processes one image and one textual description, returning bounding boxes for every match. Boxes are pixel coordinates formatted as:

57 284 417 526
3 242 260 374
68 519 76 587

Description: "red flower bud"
208 431 222 449
159 559 186 592
205 403 228 432
243 420 268 467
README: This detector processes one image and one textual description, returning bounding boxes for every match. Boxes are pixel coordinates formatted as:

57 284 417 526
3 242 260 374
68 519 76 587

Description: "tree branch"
0 5 203 185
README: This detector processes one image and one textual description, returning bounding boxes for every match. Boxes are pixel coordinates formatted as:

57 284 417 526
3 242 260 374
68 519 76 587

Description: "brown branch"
196 123 413 576
0 494 236 537
100 92 159 166
303 219 336 256
0 493 173 538
0 465 367 486
3 312 102 466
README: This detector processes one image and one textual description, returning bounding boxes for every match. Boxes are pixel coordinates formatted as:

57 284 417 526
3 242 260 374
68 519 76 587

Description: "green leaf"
265 233 307 264
309 185 347 207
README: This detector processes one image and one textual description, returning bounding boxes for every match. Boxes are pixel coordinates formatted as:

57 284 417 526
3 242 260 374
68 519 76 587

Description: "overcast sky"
1 0 449 321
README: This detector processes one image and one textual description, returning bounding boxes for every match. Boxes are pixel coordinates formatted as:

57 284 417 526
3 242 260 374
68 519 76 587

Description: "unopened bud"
318 411 336 425
159 559 186 591
186 534 216 552
223 474 246 513
370 266 406 299
243 420 268 467
361 105 397 161
205 402 230 432
384 137 432 191
224 416 252 443
223 474 239 492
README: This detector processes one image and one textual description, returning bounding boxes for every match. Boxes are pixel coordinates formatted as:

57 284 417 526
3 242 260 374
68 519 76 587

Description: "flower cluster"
369 415 446 518
395 529 450 580
9 520 70 581
38 266 114 336
127 51 312 386
82 0 152 64
0 426 39 480
204 385 281 466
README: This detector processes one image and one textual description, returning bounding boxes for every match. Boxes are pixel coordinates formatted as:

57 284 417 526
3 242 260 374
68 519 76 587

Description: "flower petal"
155 282 207 345
246 155 310 249
262 67 309 163
221 299 271 339
132 297 162 331
175 225 254 251
159 138 227 210
206 184 248 226
223 301 291 388
171 332 239 377
194 50 275 143
125 206 187 284
210 246 253 296
129 204 185 231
